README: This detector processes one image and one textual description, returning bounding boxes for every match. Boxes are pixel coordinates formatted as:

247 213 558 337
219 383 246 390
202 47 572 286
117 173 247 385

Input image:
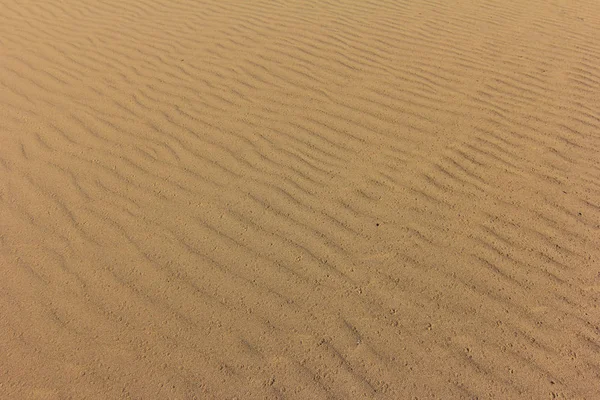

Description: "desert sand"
1 0 600 398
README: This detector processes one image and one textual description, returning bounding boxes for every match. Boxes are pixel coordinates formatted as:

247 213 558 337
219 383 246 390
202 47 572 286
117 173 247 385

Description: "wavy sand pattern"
1 0 600 398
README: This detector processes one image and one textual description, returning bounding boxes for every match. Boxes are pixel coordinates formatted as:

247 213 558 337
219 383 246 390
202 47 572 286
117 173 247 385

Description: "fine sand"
1 0 600 398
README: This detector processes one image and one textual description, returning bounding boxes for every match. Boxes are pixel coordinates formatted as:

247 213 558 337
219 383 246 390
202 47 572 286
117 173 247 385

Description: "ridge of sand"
1 0 600 398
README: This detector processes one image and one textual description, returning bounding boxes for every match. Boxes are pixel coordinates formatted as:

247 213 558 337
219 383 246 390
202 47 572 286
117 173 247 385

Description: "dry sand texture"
1 0 600 398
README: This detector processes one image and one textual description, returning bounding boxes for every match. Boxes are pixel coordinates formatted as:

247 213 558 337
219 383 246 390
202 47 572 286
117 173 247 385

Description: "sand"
1 0 600 398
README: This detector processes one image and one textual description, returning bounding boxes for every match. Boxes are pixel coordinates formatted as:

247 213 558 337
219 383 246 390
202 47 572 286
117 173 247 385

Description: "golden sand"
1 0 600 398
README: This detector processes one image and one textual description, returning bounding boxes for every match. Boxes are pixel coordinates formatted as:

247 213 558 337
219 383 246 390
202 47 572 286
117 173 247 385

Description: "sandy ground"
1 0 600 398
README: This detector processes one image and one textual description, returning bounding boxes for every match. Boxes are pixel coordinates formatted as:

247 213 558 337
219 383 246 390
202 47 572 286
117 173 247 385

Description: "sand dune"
1 0 600 398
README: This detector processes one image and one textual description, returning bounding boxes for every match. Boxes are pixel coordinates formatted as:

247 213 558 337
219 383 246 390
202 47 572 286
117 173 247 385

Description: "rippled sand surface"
1 0 600 398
